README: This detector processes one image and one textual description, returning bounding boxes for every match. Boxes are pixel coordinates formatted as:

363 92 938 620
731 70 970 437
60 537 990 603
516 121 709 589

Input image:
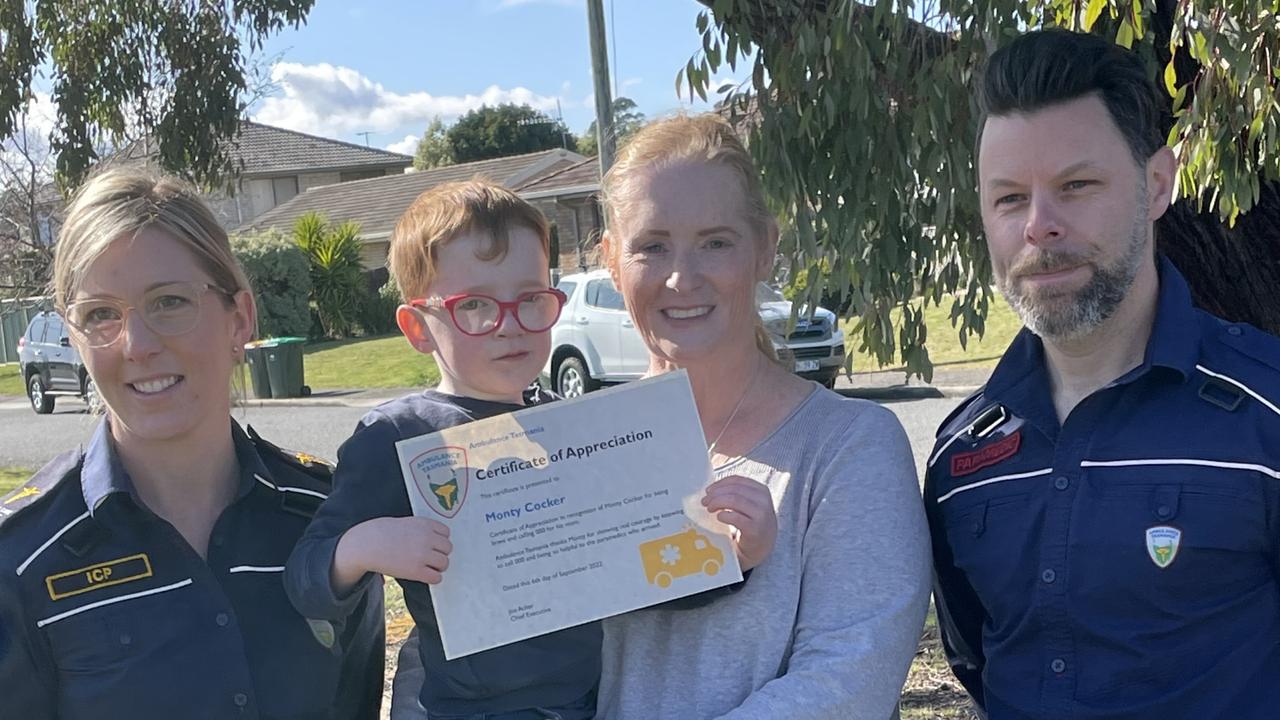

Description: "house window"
272 176 299 206
339 169 385 183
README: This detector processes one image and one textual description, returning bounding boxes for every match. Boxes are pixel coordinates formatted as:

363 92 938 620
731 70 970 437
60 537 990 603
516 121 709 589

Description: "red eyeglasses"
409 289 567 336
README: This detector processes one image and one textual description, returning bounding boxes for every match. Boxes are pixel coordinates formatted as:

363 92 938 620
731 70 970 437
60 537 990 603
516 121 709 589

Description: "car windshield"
755 282 786 305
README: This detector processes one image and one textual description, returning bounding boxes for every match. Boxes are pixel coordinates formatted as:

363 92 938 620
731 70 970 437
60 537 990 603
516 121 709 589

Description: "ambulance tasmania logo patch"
1146 526 1182 568
405 445 469 519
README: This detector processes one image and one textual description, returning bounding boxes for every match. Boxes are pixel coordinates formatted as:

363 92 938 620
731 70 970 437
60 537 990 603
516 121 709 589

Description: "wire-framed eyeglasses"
409 288 567 336
64 281 232 348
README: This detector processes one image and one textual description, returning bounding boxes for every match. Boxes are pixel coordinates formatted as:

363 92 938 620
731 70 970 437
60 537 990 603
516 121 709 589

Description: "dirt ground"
379 586 978 719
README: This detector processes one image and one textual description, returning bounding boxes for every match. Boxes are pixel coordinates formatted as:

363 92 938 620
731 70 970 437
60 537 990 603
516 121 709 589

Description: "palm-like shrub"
293 213 366 339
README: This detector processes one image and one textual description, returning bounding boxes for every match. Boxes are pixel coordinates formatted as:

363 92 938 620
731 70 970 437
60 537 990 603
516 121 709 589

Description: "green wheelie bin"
243 340 274 399
264 336 310 399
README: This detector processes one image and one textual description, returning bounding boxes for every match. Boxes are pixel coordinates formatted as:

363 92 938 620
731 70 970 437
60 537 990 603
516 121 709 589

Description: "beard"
997 184 1149 342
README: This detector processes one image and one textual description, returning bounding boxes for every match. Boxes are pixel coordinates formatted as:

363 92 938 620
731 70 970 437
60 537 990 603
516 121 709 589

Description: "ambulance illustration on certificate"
639 527 725 588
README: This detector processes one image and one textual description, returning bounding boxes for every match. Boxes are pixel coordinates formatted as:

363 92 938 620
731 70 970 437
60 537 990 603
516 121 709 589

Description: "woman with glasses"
0 169 385 719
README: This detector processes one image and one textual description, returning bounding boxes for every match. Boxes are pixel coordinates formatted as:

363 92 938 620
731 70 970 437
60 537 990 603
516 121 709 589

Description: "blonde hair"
53 169 251 312
600 113 779 360
52 169 255 410
389 179 550 300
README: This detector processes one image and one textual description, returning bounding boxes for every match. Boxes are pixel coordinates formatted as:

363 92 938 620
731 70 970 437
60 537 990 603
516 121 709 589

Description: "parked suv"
17 311 96 414
543 270 846 397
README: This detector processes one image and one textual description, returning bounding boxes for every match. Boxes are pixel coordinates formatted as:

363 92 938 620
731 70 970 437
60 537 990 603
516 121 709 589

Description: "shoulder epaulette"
0 450 82 530
1215 319 1280 375
246 424 334 488
936 388 989 441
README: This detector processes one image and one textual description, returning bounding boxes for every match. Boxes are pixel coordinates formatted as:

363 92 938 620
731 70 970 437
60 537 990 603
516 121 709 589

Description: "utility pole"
586 0 615 176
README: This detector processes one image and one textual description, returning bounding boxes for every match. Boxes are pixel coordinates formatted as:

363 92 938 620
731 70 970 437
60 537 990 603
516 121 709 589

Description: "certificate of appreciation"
396 371 743 659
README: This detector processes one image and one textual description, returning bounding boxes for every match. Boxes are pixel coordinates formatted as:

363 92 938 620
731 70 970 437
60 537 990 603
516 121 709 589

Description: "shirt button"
233 693 248 707
211 534 225 547
215 612 230 627
1228 326 1243 336
119 633 132 646
1041 568 1056 583
1051 658 1066 673
1156 504 1172 519
1053 476 1070 491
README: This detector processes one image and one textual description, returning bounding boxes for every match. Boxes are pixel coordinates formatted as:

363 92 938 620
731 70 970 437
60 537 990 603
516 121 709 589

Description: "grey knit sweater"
597 387 931 720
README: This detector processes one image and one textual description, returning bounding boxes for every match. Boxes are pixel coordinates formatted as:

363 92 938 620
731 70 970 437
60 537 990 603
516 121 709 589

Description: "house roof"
230 121 413 176
240 148 585 238
98 120 414 178
516 157 601 199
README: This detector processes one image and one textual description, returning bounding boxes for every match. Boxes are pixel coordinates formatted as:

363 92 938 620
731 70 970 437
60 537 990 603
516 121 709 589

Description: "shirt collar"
230 419 274 499
80 419 134 515
81 418 267 516
985 254 1201 405
1142 255 1202 379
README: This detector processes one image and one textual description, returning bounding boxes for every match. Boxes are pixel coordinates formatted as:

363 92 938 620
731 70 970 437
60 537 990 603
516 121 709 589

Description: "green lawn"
0 468 32 495
0 363 23 397
844 292 1021 373
301 335 440 391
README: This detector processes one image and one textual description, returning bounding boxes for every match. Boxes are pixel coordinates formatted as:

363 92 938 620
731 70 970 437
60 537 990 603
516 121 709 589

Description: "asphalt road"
0 394 963 481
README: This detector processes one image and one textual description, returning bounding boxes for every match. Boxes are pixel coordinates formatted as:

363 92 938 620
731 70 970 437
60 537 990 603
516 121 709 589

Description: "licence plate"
794 360 820 372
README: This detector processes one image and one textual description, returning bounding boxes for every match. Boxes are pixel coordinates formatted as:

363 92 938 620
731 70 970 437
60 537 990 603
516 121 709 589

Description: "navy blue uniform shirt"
0 419 385 720
925 257 1280 719
284 388 600 718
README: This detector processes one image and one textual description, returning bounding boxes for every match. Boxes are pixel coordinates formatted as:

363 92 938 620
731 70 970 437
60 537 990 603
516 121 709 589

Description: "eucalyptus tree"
684 0 1280 378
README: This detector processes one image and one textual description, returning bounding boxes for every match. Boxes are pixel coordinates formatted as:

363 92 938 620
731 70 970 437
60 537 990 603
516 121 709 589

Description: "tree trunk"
1156 187 1280 333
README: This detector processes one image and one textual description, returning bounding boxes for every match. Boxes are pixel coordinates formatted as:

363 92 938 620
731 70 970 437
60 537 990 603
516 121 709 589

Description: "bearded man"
924 29 1280 720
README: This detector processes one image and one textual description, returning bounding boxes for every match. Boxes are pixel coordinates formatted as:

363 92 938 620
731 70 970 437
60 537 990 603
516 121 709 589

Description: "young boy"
285 179 773 717
284 180 598 718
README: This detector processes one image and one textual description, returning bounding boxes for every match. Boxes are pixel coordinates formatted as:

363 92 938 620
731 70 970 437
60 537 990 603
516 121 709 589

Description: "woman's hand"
702 476 777 571
333 516 453 591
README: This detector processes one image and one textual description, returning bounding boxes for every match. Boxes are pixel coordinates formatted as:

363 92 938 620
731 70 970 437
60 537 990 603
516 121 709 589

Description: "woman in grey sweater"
593 113 932 720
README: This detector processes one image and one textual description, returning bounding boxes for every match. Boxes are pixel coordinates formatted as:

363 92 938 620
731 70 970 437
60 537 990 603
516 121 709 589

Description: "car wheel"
556 357 599 398
28 375 54 414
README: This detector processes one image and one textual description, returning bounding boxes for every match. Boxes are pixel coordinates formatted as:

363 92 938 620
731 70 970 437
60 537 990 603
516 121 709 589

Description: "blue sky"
251 0 752 155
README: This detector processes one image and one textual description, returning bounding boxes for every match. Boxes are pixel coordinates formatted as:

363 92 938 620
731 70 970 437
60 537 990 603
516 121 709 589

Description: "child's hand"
701 476 777 571
333 516 453 591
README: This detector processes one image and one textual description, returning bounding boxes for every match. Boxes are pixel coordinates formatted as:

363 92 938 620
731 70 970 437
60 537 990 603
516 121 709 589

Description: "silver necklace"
706 361 760 457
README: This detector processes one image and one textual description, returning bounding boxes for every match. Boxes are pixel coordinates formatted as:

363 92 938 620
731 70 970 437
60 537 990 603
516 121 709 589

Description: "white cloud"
386 134 419 156
710 75 748 93
252 62 562 139
620 77 643 91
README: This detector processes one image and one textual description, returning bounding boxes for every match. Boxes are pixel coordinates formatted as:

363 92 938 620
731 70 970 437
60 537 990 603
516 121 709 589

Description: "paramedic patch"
950 431 1022 477
46 554 154 601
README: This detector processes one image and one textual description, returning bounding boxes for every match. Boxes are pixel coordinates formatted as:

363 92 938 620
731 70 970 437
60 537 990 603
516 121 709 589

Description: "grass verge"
844 292 1021 373
0 364 23 397
302 335 440 391
0 468 33 495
